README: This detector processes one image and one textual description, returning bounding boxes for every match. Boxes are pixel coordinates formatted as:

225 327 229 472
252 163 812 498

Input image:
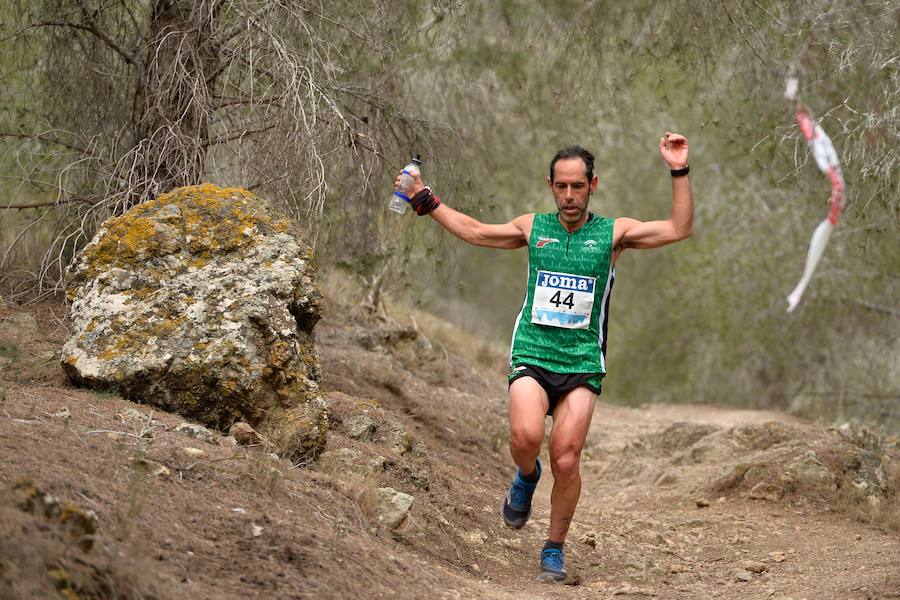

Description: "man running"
395 132 692 582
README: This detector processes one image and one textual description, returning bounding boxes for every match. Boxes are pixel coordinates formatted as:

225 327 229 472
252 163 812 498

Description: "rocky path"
436 403 899 600
2 303 898 599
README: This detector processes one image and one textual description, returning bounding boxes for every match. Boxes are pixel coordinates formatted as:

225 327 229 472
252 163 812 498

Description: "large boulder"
61 184 327 461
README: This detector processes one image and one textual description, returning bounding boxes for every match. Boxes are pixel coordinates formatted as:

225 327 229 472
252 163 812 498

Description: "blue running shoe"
536 547 566 583
500 458 541 529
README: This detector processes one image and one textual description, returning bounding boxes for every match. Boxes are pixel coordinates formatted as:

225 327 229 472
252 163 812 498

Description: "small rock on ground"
733 569 753 582
230 422 263 445
375 487 414 530
175 422 217 444
345 415 377 441
741 560 769 573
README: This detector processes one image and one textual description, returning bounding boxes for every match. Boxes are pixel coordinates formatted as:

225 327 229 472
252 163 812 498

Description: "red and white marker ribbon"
784 76 845 313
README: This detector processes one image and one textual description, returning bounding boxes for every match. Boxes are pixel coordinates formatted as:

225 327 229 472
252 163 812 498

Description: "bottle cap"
412 154 422 166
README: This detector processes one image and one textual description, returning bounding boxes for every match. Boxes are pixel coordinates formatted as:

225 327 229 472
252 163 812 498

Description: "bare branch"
852 300 900 318
26 19 139 66
1 0 440 298
203 124 277 148
211 96 283 111
0 200 68 210
0 130 88 154
75 0 141 65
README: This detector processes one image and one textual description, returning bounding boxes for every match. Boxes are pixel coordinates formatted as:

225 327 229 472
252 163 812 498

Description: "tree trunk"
131 0 220 203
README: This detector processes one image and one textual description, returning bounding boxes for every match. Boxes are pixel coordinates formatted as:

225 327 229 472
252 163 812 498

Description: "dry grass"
320 266 508 379
407 308 508 377
834 458 900 533
0 481 168 600
309 453 384 535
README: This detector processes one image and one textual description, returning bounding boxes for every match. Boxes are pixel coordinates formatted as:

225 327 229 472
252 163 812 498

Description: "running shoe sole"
500 488 532 529
535 570 566 583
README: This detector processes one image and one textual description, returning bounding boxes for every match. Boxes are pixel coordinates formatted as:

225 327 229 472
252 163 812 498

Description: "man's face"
547 157 598 229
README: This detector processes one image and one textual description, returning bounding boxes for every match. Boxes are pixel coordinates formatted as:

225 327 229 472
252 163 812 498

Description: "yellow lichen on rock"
72 184 291 286
62 183 327 462
262 401 329 463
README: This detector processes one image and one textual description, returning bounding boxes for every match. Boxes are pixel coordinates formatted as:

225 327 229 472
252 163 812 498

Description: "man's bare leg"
501 377 550 529
508 377 550 474
547 386 596 543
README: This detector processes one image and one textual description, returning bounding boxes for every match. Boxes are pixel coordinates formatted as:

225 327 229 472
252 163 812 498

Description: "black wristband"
410 188 441 215
670 165 690 177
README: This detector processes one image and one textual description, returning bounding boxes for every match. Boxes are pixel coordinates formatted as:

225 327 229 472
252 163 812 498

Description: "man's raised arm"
614 132 693 252
395 172 533 250
429 205 531 249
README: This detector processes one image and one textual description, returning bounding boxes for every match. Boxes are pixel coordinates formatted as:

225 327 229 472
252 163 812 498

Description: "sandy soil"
1 301 897 599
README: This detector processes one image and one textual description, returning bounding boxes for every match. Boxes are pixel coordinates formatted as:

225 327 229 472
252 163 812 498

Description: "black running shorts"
508 363 602 416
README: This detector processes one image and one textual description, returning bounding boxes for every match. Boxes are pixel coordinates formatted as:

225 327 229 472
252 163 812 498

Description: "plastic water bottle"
388 154 422 214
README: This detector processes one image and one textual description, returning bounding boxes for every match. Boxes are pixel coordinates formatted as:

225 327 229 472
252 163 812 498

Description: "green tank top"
509 212 615 376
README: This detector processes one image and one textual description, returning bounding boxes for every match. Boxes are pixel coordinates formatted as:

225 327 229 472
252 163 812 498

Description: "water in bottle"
388 154 422 214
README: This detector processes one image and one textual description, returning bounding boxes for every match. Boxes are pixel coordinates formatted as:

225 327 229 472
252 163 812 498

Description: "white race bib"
530 270 596 329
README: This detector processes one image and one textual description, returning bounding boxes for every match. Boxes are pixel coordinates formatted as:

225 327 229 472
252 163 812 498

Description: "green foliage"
0 0 895 429
577 1 898 428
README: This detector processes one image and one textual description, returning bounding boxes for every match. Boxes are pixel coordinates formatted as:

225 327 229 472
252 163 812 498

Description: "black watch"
670 165 690 177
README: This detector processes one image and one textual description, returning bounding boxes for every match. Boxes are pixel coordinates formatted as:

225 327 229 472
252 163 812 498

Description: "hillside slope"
0 290 898 599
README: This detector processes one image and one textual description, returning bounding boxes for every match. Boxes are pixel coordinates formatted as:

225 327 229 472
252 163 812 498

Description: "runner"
395 132 692 582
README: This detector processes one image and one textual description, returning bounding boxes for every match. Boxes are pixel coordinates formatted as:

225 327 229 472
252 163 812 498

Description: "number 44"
550 290 575 309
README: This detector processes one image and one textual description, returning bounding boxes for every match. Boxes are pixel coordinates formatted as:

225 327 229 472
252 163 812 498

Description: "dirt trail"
1 302 898 599
419 402 899 600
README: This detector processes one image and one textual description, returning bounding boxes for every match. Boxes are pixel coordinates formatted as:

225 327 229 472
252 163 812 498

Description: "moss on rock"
61 184 327 461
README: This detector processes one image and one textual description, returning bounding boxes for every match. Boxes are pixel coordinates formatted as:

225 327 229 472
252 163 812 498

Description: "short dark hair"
549 145 594 182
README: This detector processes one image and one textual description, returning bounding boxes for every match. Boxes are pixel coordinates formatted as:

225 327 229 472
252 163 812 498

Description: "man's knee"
550 447 582 480
509 425 543 455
